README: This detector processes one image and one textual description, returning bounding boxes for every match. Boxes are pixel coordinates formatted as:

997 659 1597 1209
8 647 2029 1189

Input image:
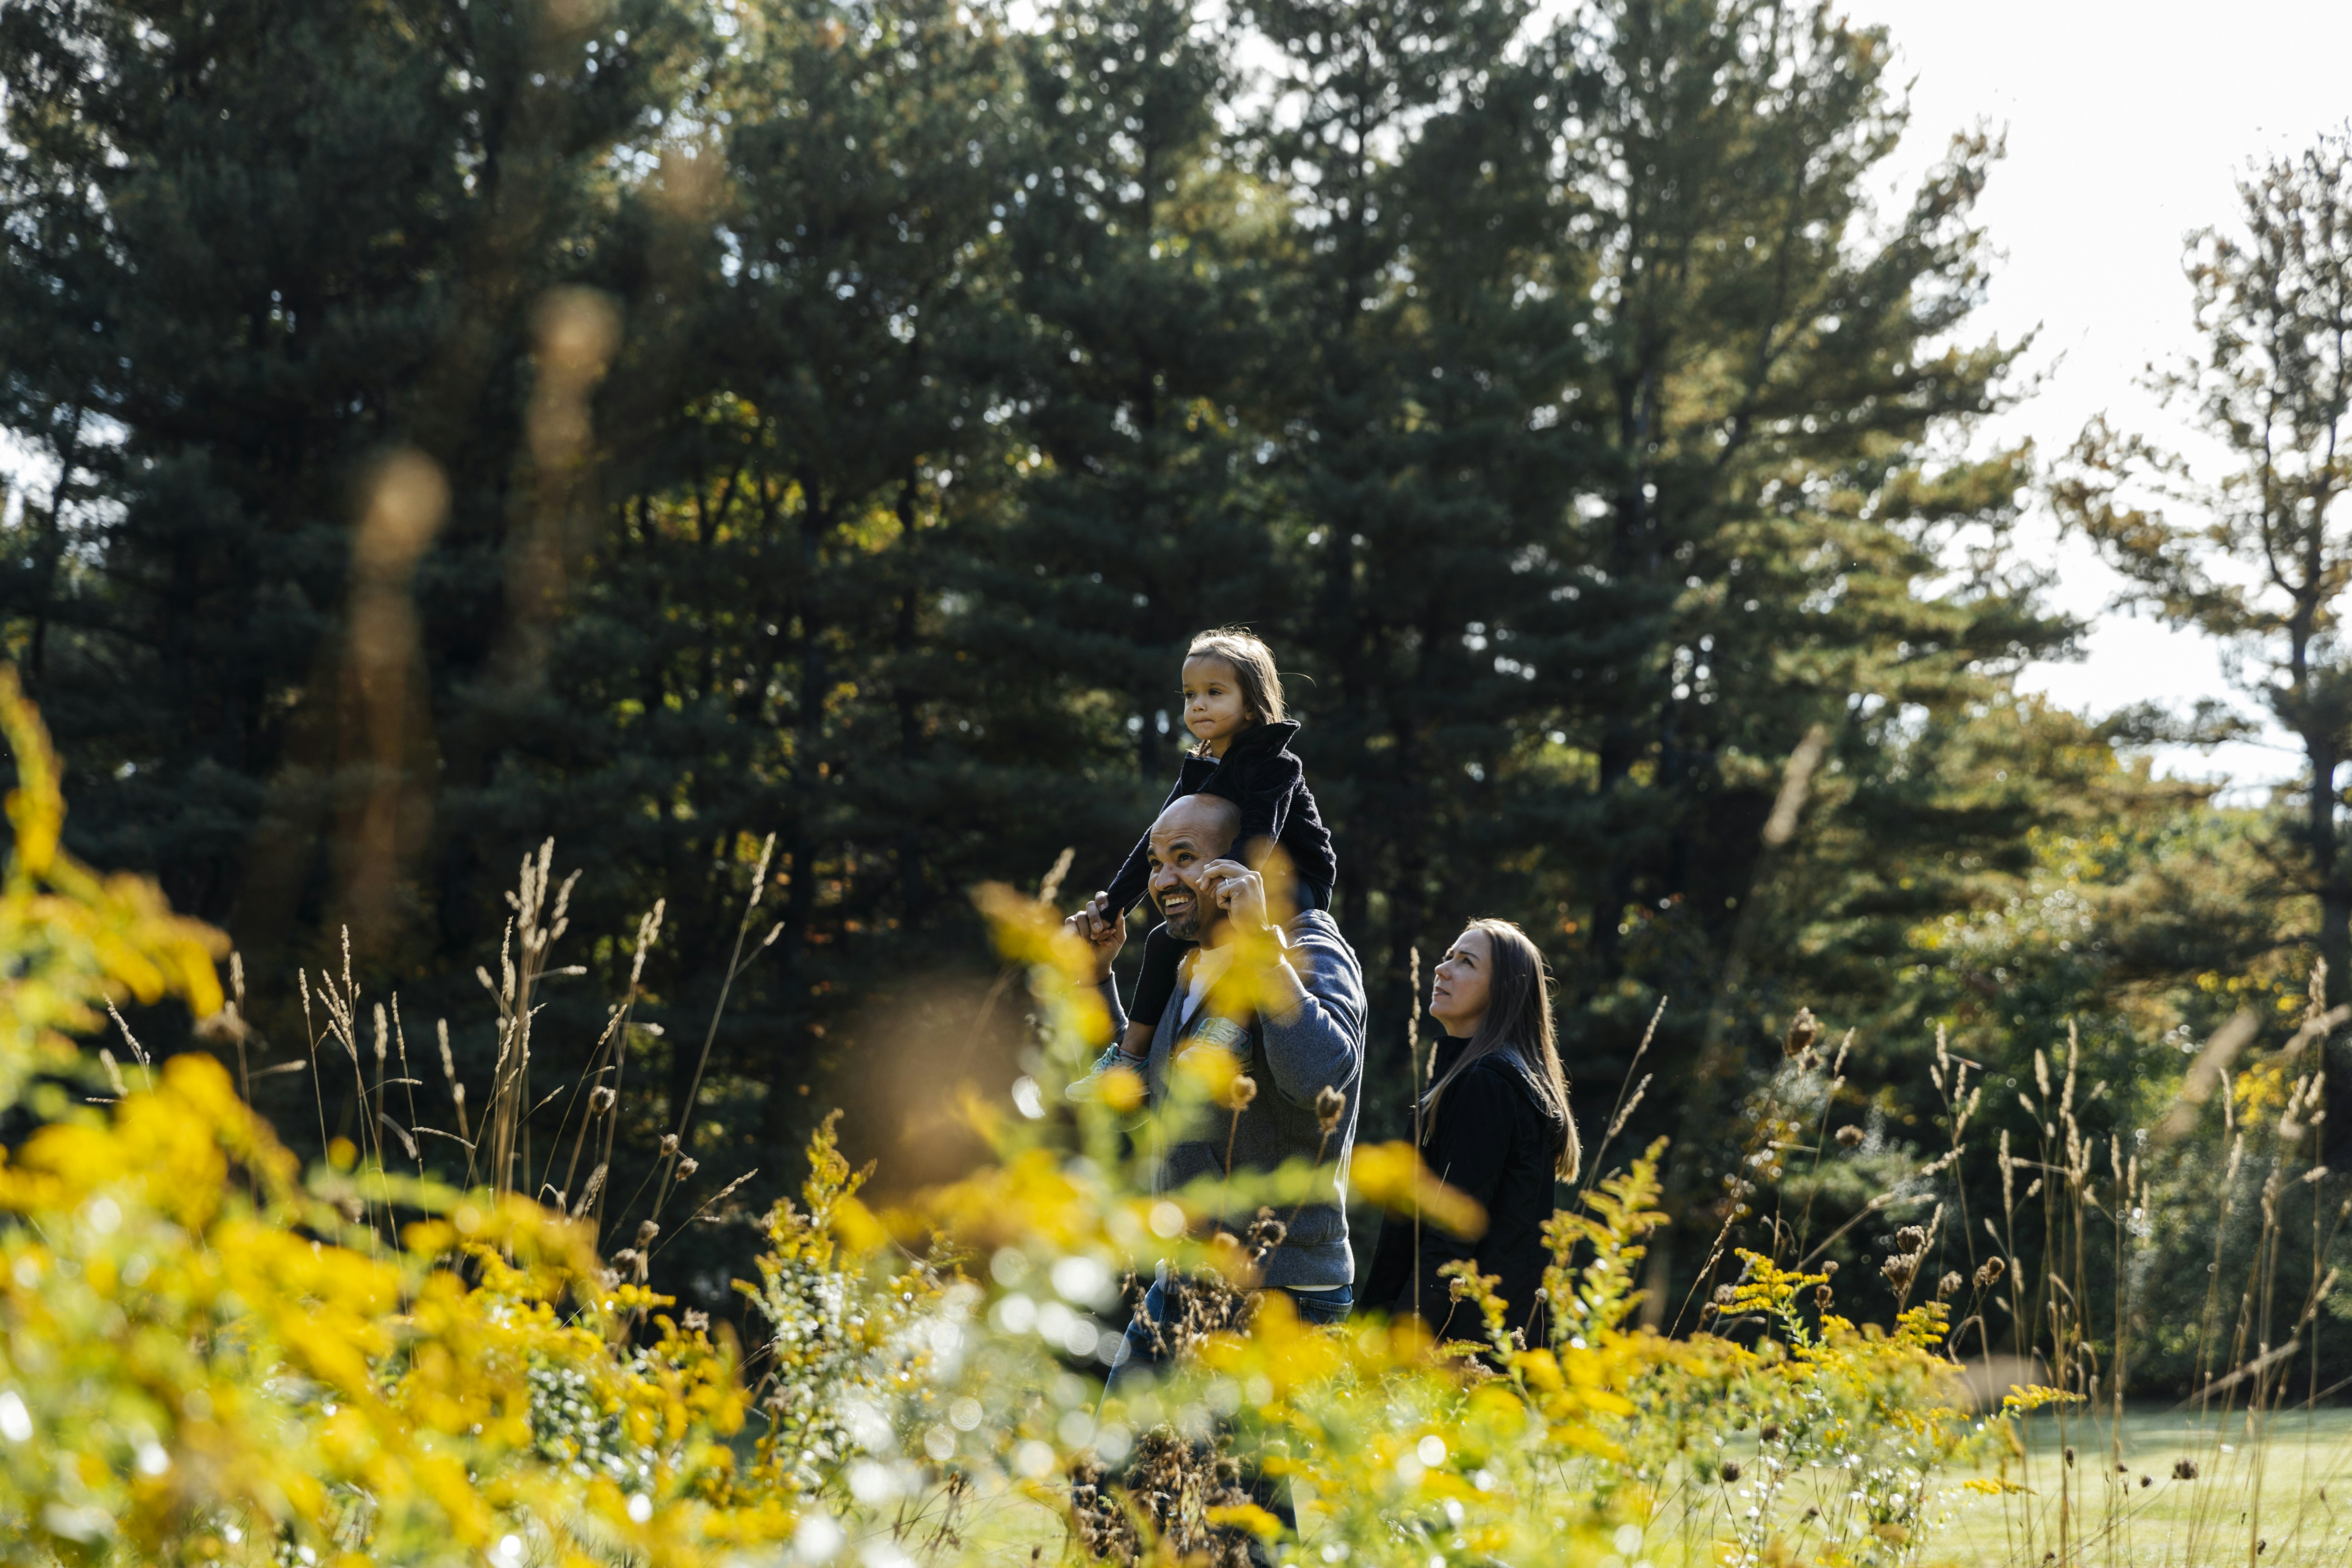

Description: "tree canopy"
0 0 2335 1366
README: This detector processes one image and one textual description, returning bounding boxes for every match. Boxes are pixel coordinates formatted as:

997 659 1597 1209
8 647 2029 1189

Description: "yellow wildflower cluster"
892 884 1999 1568
0 675 774 1564
0 673 2015 1567
0 663 223 1112
0 1052 773 1563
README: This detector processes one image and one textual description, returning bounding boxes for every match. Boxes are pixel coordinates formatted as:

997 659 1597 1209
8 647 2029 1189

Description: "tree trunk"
764 483 830 1149
2308 728 2352 1165
895 474 926 925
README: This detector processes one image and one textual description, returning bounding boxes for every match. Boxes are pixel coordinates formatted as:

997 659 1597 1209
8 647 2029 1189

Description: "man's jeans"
1105 1272 1348 1561
1112 1274 1353 1380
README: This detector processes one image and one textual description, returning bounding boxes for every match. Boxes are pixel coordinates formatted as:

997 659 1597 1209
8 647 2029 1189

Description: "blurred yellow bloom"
1174 1040 1245 1104
0 666 226 1110
1099 1063 1146 1113
1205 1502 1284 1539
1350 1140 1486 1238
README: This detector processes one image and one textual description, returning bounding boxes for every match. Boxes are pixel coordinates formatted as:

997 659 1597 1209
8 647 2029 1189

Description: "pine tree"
471 0 1108 1230
1229 0 1596 1056
0 0 2279 1334
1497 0 2070 1300
989 0 1275 837
0 0 684 964
2054 128 2352 1153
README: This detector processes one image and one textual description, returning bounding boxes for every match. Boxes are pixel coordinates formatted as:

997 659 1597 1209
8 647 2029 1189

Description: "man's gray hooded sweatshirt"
1100 909 1366 1291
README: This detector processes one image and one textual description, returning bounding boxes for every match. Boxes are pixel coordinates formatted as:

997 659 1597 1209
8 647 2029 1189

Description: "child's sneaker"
1066 1045 1150 1112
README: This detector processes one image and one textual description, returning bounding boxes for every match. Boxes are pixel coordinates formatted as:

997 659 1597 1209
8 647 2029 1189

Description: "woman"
1358 919 1581 1346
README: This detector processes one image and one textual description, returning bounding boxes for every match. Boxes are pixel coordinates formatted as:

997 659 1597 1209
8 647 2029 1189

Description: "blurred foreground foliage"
0 673 2049 1568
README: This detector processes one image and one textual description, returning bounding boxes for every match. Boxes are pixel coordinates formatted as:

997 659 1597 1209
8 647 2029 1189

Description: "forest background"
0 0 2344 1392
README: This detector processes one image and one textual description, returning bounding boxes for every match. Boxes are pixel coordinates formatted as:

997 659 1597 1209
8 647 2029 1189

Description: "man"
1067 792 1366 1327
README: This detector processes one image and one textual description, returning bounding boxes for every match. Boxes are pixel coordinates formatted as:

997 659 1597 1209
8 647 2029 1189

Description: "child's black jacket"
1100 720 1337 914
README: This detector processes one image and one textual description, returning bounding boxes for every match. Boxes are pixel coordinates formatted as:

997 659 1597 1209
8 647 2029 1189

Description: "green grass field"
910 1404 2352 1565
1929 1406 2352 1567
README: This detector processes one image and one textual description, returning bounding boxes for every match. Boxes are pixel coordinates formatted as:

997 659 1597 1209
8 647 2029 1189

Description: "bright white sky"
1838 0 2352 792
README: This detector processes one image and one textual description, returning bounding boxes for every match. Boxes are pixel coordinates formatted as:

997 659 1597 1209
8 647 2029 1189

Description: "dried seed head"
1759 1421 1783 1443
1220 1074 1258 1112
2064 1446 2076 1469
1712 1284 1737 1306
1784 1008 1820 1059
1974 1257 2006 1289
1937 1271 1963 1301
660 1133 680 1157
1821 1260 1838 1276
1814 1284 1834 1310
636 1219 660 1247
589 1085 617 1114
1245 1206 1288 1265
676 1157 700 1182
1882 1255 1917 1289
1895 1226 1927 1254
2174 1459 2197 1481
194 1004 249 1046
1316 1084 1346 1135
572 1164 607 1218
1720 1460 1743 1483
1835 1125 1865 1150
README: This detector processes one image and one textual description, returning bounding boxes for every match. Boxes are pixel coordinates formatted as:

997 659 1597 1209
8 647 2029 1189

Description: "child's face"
1181 656 1252 745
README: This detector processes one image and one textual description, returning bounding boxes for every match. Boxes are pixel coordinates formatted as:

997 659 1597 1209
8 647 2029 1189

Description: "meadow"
953 1409 2352 1568
0 663 2343 1568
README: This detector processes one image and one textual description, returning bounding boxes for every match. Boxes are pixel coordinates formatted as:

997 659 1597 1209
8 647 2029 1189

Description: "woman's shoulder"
1458 1051 1561 1121
1456 1050 1530 1090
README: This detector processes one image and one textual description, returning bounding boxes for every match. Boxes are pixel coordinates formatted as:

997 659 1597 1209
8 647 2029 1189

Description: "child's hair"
1186 628 1287 728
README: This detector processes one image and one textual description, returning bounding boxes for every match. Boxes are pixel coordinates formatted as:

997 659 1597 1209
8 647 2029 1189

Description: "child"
1084 628 1338 1081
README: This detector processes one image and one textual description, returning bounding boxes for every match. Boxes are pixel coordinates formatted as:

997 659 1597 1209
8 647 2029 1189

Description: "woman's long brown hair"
1422 918 1580 1181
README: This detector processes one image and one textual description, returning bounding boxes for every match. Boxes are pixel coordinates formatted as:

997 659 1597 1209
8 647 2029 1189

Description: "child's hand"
1064 891 1126 982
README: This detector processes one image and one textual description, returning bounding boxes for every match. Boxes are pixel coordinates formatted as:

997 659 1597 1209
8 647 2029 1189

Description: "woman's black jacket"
1358 1033 1568 1346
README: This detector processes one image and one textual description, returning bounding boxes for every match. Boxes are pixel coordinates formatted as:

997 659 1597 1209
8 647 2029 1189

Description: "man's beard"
1157 891 1205 942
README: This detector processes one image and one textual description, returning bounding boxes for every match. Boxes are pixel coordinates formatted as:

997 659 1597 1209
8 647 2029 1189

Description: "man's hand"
1198 860 1271 935
1065 891 1127 984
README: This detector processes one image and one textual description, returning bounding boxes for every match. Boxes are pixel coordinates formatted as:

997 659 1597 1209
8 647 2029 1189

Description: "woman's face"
1429 928 1493 1036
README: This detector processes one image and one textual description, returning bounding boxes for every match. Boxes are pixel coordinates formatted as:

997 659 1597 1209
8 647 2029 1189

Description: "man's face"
1147 798 1238 942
